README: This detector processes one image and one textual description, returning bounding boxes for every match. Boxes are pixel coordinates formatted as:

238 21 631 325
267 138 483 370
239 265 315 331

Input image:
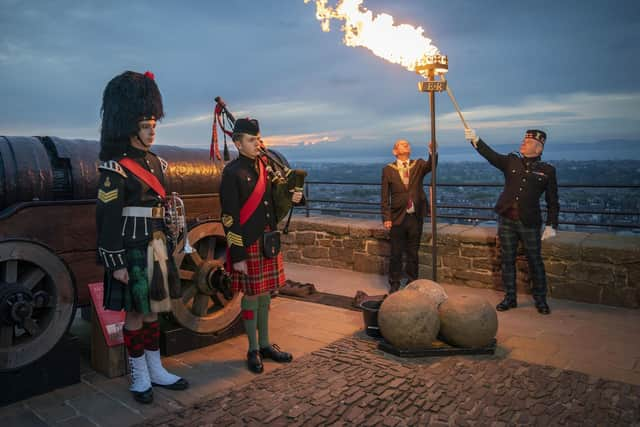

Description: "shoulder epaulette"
98 160 127 178
157 156 168 173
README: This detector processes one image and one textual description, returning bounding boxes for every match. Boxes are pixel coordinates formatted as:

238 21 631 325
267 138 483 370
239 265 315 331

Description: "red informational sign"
88 283 125 347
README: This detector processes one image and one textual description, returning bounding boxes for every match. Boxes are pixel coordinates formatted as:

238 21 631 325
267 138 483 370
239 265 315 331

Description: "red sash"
119 157 166 199
239 158 266 225
226 158 267 270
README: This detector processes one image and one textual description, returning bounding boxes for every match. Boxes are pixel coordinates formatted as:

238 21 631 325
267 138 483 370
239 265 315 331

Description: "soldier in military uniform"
96 71 188 404
465 128 559 314
220 118 303 373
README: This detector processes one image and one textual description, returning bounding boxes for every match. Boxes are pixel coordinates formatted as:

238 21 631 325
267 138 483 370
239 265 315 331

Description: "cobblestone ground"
139 335 640 427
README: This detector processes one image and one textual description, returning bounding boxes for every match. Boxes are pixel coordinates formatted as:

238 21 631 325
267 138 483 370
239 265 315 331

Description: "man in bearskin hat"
220 118 303 373
464 128 559 315
96 71 188 404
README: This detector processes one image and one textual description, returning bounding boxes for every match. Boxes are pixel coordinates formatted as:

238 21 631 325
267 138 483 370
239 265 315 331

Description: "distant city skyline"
1 0 639 157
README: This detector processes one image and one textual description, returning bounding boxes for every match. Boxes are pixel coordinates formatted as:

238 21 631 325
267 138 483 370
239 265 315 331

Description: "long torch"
440 76 470 130
415 54 449 282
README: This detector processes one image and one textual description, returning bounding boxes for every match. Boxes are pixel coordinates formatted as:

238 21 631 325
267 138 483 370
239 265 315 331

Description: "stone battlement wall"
282 215 640 308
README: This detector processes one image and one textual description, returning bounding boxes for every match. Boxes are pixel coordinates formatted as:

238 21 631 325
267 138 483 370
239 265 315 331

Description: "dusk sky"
1 0 639 160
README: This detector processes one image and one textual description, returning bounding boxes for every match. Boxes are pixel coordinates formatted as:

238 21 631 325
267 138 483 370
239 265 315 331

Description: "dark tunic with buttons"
95 146 170 312
474 139 559 228
220 154 285 296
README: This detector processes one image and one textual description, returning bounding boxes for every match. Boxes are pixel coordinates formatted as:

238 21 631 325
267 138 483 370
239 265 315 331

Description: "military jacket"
474 139 559 228
95 146 168 270
220 155 277 263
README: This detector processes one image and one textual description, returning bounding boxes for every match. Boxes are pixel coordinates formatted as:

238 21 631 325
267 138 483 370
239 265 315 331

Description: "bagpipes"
211 96 307 233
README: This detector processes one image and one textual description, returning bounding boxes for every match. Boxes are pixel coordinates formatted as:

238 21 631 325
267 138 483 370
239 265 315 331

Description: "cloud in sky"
0 0 639 155
4 90 638 149
155 90 640 149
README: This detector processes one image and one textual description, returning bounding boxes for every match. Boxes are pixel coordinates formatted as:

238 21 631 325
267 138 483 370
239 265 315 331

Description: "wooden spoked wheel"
0 240 76 371
171 221 241 333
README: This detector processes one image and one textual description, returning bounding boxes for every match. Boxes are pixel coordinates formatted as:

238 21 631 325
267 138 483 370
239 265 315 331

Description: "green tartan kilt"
102 236 181 314
123 246 152 314
103 246 151 314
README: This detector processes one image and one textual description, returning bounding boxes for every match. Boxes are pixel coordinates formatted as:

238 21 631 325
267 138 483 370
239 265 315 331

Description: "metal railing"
297 181 640 230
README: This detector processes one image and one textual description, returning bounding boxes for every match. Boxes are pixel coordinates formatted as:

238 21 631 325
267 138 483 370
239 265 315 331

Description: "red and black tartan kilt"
231 239 285 296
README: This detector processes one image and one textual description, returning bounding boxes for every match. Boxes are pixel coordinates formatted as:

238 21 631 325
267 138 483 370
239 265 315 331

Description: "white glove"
291 191 303 204
541 226 557 241
464 128 479 147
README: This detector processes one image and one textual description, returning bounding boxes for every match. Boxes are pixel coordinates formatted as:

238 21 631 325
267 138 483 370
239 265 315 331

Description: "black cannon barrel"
0 136 225 211
0 136 54 209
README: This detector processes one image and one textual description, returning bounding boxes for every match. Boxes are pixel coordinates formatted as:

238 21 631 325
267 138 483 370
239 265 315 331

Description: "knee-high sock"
142 321 160 351
257 293 271 348
241 296 259 351
123 327 145 358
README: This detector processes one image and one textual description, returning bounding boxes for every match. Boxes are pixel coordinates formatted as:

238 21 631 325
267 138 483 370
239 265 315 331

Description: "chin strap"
136 134 151 148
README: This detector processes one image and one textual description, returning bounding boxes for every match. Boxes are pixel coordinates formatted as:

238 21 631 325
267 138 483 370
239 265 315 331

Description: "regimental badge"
222 214 234 228
104 177 111 188
98 189 118 203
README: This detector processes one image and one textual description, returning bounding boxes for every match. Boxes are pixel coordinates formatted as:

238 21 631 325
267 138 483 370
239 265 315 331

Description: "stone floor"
2 262 640 426
2 296 362 427
287 263 640 386
138 336 640 427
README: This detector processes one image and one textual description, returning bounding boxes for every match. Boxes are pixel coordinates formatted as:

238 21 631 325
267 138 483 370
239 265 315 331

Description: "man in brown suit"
381 140 436 293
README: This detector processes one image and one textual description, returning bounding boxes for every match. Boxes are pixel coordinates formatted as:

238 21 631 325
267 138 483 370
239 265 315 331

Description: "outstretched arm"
465 128 509 171
421 141 438 177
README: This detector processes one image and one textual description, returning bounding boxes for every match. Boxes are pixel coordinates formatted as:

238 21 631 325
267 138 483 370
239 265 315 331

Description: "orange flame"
304 0 440 71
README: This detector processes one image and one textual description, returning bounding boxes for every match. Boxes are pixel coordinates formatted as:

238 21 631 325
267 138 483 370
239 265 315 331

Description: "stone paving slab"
137 335 640 427
1 297 363 427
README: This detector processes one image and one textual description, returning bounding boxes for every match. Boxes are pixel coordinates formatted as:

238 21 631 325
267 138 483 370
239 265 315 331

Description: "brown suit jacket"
381 156 436 225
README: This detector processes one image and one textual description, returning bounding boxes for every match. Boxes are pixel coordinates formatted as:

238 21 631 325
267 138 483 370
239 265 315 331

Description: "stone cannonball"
438 295 498 348
378 289 440 350
405 279 448 308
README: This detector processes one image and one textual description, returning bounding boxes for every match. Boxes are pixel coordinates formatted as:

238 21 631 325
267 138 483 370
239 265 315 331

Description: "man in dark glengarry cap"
465 127 559 315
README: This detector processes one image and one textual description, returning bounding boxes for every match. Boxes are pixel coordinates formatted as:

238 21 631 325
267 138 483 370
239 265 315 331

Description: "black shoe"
534 297 551 315
260 344 293 363
496 296 517 311
389 282 401 294
131 388 153 404
152 378 189 390
247 350 264 373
